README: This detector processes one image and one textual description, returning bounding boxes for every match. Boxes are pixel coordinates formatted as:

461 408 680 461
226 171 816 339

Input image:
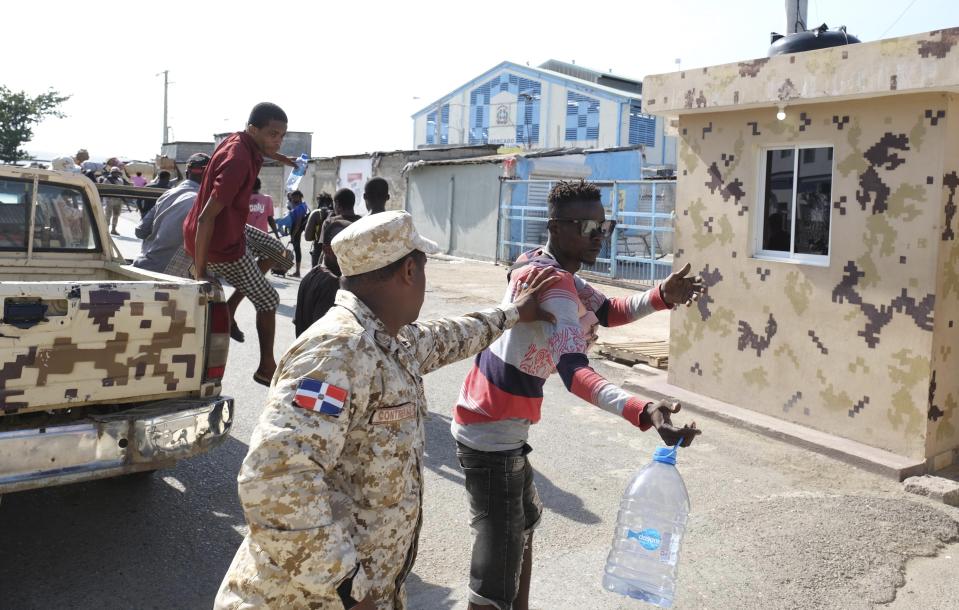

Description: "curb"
621 376 927 482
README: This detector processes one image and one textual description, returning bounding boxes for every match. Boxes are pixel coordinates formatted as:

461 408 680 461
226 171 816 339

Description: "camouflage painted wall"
927 94 959 462
644 29 959 116
667 92 956 460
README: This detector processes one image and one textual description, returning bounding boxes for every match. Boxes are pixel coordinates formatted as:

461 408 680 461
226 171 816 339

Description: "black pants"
456 442 542 610
290 231 303 267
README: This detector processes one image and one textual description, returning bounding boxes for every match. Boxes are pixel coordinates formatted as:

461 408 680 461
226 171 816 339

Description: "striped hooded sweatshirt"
451 248 672 452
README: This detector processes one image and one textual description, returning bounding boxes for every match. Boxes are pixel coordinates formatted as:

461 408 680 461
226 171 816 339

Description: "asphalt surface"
3 213 959 609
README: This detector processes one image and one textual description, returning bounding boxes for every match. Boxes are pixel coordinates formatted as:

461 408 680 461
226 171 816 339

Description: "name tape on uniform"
371 403 415 424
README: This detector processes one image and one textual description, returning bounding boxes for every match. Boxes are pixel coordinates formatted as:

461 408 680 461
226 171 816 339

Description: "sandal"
253 371 273 387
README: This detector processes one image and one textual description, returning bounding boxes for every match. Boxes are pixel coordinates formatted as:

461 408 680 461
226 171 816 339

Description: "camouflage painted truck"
0 165 233 496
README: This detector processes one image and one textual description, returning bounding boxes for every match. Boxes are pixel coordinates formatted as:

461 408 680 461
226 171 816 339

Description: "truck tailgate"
0 278 217 415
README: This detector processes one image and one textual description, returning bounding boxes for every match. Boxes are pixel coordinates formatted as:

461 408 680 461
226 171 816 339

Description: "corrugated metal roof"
538 59 643 94
403 144 648 171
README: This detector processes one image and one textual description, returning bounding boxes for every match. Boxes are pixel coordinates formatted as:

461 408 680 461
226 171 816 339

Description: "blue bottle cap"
653 446 677 465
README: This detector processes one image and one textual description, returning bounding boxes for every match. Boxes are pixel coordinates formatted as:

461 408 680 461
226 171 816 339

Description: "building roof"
403 144 647 170
412 60 643 118
308 144 500 162
538 59 643 94
644 27 959 117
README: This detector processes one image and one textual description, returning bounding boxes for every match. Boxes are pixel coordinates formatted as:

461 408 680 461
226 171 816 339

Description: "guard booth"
645 27 959 469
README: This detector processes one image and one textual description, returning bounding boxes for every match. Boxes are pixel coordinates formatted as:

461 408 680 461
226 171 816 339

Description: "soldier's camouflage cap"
331 210 440 276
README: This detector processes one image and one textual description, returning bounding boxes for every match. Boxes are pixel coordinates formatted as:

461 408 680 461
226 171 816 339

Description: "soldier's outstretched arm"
235 343 374 600
407 267 558 374
406 306 520 375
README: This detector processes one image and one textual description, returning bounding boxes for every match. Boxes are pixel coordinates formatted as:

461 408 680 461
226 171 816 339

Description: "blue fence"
496 179 675 286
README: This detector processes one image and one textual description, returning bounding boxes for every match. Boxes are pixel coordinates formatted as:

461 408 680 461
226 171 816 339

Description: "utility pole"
785 0 808 33
159 70 169 144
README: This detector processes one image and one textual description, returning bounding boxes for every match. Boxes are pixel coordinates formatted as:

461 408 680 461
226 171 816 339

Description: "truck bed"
0 263 171 282
0 272 221 416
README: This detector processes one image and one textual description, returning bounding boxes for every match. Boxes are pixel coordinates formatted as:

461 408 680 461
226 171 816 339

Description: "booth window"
756 145 833 264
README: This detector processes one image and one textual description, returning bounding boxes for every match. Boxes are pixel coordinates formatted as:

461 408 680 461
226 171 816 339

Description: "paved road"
3 216 959 609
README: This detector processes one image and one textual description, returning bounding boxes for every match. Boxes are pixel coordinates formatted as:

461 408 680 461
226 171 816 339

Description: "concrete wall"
214 132 312 158
373 153 413 212
406 163 502 261
928 92 959 466
312 158 338 204
257 164 288 218
667 93 953 460
160 142 214 163
644 28 959 116
279 132 313 158
304 146 498 218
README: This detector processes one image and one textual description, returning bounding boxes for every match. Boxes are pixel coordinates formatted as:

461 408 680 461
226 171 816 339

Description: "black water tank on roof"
768 24 860 57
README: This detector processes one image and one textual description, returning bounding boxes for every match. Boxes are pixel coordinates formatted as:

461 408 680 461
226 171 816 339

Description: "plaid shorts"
164 246 195 278
208 252 280 312
244 225 294 273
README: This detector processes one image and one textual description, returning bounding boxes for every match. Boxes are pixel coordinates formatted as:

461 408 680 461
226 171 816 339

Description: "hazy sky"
7 0 959 161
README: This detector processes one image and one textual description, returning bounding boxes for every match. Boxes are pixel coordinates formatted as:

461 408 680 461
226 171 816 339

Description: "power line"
880 0 921 38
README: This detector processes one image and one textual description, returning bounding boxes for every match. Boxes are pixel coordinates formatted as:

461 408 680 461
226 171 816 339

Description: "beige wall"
644 28 959 116
927 93 959 463
668 92 955 460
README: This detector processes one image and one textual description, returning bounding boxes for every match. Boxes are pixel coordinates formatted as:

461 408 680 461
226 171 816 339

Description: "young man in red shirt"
183 102 296 385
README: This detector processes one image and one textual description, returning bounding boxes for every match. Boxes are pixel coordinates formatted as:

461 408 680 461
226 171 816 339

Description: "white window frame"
752 142 835 267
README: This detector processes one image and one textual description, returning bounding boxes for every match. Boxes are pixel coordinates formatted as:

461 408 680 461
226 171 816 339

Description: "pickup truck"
0 165 233 496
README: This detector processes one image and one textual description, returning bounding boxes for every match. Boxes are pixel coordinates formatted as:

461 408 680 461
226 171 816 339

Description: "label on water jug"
627 528 661 551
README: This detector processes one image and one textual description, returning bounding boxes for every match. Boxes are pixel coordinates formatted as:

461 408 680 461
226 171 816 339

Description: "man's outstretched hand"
513 267 559 324
641 401 701 447
661 262 703 307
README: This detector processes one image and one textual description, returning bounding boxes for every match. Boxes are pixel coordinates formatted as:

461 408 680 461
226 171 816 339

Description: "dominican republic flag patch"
293 378 348 416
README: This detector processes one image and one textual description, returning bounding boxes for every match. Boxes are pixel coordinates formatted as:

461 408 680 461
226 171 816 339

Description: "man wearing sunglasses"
451 179 704 610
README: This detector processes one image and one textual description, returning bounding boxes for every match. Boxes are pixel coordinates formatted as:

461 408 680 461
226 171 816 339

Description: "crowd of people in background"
77 103 395 385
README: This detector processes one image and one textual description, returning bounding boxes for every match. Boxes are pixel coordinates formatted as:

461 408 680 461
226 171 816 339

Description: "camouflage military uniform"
215 289 519 610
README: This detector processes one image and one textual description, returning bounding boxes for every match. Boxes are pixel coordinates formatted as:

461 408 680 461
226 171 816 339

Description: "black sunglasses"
549 218 617 238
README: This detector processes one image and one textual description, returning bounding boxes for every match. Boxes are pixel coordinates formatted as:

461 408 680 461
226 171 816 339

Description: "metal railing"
496 179 675 286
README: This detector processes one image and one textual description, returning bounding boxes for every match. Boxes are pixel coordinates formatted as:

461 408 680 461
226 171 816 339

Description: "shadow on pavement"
276 302 296 319
406 572 458 610
424 412 601 525
0 436 250 610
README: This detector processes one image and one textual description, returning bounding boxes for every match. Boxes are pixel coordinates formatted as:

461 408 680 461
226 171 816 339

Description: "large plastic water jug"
603 444 689 607
285 154 309 192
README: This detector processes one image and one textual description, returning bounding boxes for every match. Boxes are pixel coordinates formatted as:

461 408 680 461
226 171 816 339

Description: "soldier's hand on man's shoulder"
661 262 704 307
513 267 559 324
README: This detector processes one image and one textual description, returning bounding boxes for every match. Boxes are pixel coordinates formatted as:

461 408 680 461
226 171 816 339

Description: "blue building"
411 59 675 168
